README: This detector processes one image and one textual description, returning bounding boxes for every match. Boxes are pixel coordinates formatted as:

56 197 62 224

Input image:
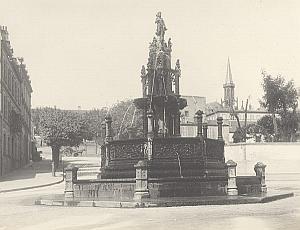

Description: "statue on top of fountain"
155 12 167 41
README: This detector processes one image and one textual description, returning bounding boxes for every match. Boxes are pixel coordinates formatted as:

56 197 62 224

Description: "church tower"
222 58 236 109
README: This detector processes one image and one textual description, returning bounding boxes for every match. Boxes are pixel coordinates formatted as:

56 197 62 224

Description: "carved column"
141 65 147 97
105 115 113 166
101 121 106 140
195 110 203 137
174 111 181 136
174 59 181 95
105 114 113 143
254 162 267 193
217 117 223 140
147 109 154 160
203 122 208 139
226 160 238 196
64 166 78 200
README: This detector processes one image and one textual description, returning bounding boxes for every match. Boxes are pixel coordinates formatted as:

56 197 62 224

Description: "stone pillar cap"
65 165 78 171
147 108 154 115
217 117 223 121
134 160 148 168
226 160 237 167
254 162 266 168
105 114 112 120
195 110 203 116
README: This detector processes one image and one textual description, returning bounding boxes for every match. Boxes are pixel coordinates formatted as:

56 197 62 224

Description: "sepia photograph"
0 0 299 229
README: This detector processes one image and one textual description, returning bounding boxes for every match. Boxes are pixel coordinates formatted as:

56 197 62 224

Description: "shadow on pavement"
0 159 54 182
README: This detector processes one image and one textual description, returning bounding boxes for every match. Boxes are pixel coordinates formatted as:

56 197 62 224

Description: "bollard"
64 166 78 200
133 160 150 201
254 162 267 193
195 110 203 137
217 117 223 140
226 160 238 196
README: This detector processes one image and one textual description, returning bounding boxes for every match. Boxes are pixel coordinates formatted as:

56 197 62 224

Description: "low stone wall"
225 143 300 175
149 178 227 198
237 176 262 195
73 179 135 200
64 160 266 201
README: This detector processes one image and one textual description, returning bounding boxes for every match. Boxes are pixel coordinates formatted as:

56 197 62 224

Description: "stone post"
217 117 223 140
146 109 154 160
195 110 203 137
226 160 238 196
134 160 150 201
203 122 208 139
105 114 113 143
64 166 78 200
254 162 267 193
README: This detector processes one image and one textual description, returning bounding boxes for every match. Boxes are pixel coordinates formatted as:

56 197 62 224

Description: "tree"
232 126 246 143
233 123 266 143
81 109 107 144
260 72 298 141
257 115 276 142
36 107 89 167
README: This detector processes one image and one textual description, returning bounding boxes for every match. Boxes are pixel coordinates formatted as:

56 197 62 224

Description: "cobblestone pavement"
0 174 298 230
0 147 299 230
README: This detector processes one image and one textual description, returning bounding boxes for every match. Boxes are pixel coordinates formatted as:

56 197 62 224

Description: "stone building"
180 95 206 137
0 26 33 176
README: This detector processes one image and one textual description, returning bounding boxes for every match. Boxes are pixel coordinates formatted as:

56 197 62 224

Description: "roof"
205 101 224 114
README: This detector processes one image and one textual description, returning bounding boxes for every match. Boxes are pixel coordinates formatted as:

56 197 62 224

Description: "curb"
0 177 64 193
35 192 294 208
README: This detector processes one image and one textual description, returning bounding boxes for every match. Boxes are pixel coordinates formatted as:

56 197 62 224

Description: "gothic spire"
225 57 233 84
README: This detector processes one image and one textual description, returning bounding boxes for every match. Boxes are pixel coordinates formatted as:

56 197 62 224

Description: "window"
184 111 189 117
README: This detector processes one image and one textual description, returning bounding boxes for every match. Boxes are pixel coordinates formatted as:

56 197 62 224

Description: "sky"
0 0 300 109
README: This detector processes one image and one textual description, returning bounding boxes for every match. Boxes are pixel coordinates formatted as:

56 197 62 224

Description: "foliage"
81 109 107 143
232 127 246 143
32 107 90 166
260 71 298 141
233 123 266 143
32 100 144 145
36 107 89 148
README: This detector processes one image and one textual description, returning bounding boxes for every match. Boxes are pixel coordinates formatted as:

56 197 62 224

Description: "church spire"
223 57 236 109
225 57 233 84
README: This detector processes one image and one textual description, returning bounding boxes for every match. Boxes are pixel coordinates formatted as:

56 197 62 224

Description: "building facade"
0 26 33 176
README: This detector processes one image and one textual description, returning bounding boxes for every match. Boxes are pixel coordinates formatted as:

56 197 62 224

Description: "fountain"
97 12 228 197
52 13 291 207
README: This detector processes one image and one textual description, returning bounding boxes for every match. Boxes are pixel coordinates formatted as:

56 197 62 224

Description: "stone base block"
227 188 238 196
133 190 150 201
64 191 74 200
260 186 267 193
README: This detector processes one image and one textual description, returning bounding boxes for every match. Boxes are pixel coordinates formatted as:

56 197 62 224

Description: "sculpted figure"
155 12 167 40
